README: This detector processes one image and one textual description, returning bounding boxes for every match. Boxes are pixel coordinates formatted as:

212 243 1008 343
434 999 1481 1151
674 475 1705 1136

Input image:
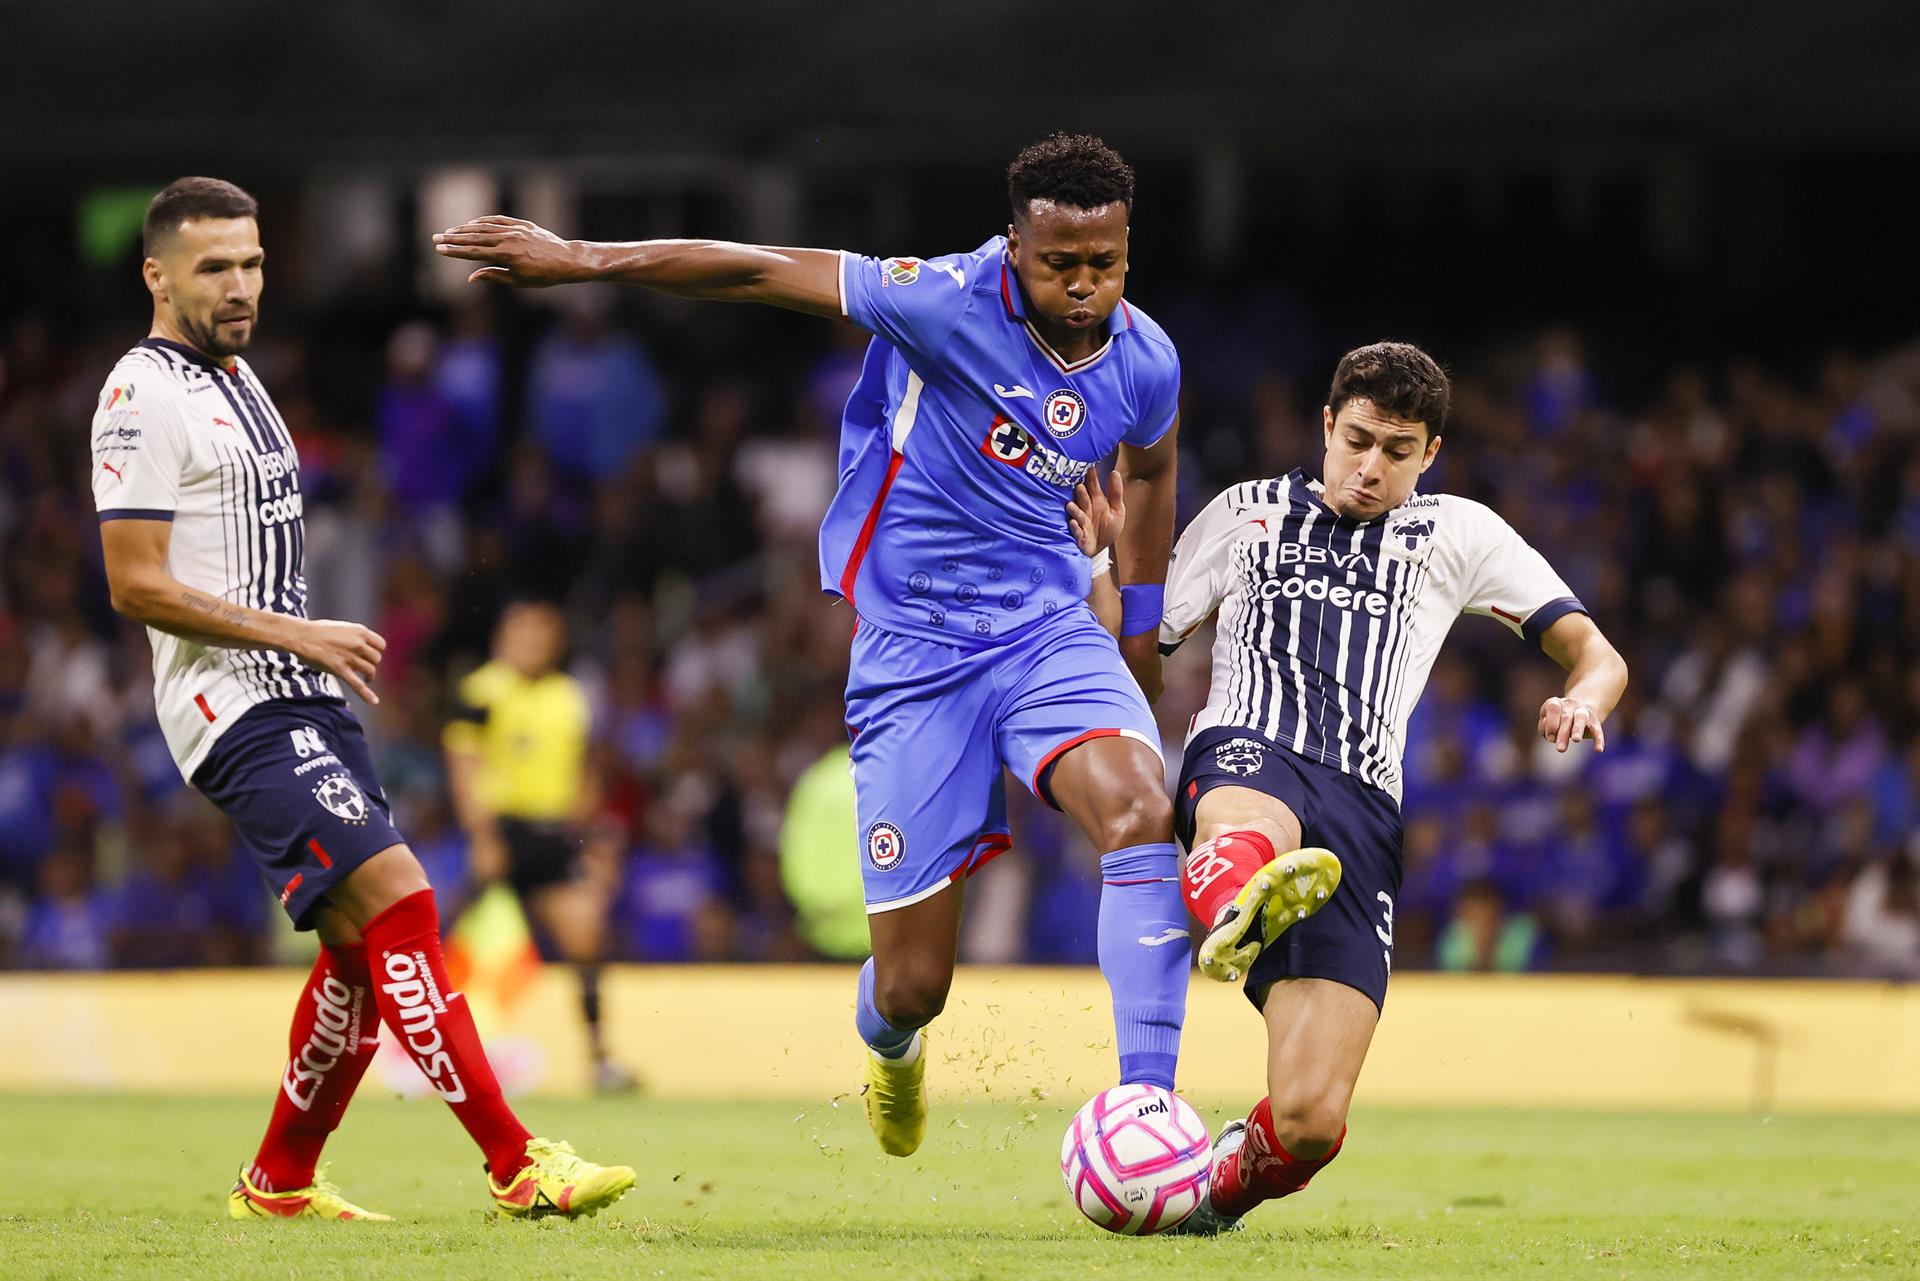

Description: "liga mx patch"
866 821 906 872
1043 388 1087 439
881 257 921 286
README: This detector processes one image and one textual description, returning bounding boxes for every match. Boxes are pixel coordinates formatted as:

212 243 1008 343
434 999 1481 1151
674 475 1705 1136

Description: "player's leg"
232 903 390 1221
1178 731 1342 983
844 624 999 1155
520 828 632 1092
999 612 1186 1090
1204 977 1376 1219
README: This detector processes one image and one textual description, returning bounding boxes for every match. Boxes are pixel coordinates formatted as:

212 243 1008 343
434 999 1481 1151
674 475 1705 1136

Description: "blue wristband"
1119 583 1164 637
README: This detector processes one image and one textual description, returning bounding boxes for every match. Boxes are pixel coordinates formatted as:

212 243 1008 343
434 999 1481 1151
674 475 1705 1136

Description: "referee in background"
445 600 635 1093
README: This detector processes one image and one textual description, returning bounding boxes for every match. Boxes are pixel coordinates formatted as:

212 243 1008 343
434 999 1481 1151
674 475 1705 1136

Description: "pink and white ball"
1060 1084 1212 1235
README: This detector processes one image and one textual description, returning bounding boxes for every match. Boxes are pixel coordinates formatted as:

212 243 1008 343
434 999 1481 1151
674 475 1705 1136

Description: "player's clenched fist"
290 618 388 705
1538 695 1605 753
432 216 582 286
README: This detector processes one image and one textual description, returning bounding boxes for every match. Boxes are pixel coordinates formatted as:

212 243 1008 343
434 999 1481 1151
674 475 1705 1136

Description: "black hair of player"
1328 342 1452 440
1007 133 1135 223
143 177 259 257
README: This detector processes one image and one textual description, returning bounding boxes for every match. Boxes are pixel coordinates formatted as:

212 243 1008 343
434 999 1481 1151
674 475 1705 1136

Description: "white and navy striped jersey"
90 338 338 779
1161 469 1584 804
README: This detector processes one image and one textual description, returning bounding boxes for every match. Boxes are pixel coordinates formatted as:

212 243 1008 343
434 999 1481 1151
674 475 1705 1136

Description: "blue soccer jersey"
820 237 1180 645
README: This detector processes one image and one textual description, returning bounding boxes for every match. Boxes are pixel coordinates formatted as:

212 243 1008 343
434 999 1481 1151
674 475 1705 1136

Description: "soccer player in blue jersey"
437 134 1204 1156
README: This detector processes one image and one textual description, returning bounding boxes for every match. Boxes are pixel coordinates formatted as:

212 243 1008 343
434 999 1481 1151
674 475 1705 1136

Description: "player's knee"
873 967 951 1030
1269 1080 1351 1159
1096 789 1175 853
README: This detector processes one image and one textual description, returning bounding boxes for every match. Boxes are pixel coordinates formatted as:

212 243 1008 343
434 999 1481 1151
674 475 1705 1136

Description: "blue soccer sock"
1098 843 1189 1090
855 956 919 1059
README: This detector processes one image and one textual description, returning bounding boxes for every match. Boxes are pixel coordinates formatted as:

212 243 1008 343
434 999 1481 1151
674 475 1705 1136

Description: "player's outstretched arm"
433 216 843 317
100 518 387 704
1537 612 1629 752
1113 424 1179 703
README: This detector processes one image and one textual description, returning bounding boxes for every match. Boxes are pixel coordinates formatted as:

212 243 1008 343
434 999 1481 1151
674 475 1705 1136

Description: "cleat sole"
1196 848 1343 983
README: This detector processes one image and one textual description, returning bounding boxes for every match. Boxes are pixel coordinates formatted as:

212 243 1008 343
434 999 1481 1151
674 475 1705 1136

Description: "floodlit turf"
1 1094 1914 1280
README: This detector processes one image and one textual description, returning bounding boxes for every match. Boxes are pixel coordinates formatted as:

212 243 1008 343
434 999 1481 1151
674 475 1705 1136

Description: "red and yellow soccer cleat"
488 1138 636 1220
1193 847 1342 983
227 1166 391 1221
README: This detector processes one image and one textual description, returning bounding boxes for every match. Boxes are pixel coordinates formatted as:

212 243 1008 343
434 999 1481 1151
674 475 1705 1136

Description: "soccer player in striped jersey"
435 134 1192 1159
1143 342 1629 1232
92 177 633 1221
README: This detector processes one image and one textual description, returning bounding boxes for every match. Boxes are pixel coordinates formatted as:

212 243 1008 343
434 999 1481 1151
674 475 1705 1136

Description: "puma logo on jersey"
994 383 1035 400
99 461 125 482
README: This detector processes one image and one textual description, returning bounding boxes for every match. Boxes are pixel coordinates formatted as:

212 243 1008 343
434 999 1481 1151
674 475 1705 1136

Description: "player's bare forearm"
108 564 298 652
1088 566 1122 636
1538 612 1629 751
1114 429 1178 701
433 217 842 317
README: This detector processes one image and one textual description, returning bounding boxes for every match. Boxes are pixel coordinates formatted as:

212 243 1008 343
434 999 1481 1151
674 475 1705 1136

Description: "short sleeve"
91 374 186 521
1126 360 1180 449
840 251 976 363
442 669 493 752
1461 507 1586 648
1159 487 1244 654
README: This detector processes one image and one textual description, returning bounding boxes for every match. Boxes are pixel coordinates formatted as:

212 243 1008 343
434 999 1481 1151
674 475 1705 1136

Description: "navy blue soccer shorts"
1176 725 1403 1012
192 697 405 930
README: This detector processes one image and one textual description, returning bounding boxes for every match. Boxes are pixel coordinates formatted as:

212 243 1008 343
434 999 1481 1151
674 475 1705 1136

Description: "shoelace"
526 1139 588 1178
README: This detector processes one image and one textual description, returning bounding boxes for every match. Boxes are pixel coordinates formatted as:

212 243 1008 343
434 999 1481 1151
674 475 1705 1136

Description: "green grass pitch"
2 1094 1914 1279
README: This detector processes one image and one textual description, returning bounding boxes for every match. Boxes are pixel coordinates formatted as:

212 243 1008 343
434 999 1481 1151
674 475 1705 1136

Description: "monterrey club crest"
881 257 921 286
866 821 906 872
1043 388 1087 438
981 416 1032 466
1214 737 1267 778
314 773 370 824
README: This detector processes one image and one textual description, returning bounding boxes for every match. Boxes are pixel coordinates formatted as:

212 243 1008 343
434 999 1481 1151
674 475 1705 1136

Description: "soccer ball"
1060 1084 1212 1235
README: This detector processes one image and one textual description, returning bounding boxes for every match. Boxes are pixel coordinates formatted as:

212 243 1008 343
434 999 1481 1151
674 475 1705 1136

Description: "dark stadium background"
0 0 1914 978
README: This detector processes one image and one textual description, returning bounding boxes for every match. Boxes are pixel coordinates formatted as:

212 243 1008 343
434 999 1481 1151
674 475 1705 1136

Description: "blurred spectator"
526 287 665 483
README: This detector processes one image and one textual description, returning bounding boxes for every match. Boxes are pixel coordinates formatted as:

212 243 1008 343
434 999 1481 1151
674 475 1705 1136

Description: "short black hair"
1007 133 1134 221
1327 341 1452 439
143 177 258 256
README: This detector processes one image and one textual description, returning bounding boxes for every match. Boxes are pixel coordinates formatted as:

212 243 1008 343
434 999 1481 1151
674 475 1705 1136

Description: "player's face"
497 604 566 676
145 217 264 359
1006 201 1129 335
1321 400 1441 520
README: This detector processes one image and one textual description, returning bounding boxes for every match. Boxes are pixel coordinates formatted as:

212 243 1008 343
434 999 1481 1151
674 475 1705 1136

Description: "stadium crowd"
0 284 1914 978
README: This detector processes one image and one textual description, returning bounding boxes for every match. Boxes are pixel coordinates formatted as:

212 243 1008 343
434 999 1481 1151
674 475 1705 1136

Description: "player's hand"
469 826 509 884
432 216 583 287
1068 469 1127 558
291 618 387 705
1539 695 1606 753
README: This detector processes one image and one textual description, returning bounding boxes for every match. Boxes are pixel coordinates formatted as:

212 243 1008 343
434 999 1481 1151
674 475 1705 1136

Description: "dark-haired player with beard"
436 134 1199 1158
92 177 633 1221
1128 342 1629 1232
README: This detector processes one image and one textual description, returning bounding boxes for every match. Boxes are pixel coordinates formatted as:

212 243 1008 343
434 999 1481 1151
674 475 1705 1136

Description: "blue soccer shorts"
846 603 1163 915
192 697 406 929
1177 725 1404 1012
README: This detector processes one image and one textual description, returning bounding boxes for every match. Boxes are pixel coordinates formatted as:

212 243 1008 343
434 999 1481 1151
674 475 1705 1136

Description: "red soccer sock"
250 943 381 1191
360 888 533 1179
1182 830 1275 928
1209 1096 1345 1219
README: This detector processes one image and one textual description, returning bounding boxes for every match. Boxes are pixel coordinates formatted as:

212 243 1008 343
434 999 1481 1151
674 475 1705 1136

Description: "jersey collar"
998 256 1130 375
141 337 237 375
1293 467 1409 527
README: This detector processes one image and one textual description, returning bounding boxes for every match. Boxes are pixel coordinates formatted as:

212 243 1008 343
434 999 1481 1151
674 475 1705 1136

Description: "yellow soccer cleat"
228 1166 391 1221
862 1032 928 1157
488 1138 636 1220
1196 847 1343 983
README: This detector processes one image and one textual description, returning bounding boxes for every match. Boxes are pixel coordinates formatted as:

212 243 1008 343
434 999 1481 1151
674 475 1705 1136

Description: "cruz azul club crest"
866 821 906 871
1043 388 1087 438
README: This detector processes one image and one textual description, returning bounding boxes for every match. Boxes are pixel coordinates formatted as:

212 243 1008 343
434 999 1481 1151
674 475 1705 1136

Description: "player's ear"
1321 406 1335 441
1006 222 1020 260
1420 432 1443 471
142 256 166 302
